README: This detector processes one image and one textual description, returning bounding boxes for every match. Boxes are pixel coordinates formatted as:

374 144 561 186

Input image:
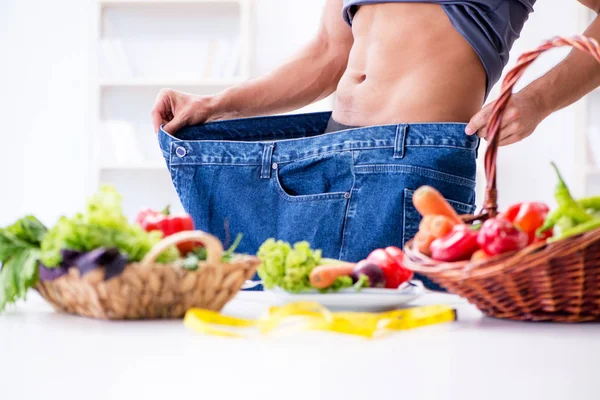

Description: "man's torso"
332 3 506 126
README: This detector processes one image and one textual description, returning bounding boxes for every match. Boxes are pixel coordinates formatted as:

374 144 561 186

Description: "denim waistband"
159 112 479 166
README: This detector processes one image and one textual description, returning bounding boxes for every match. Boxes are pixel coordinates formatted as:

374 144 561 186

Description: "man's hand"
465 91 548 146
151 89 217 134
466 5 600 146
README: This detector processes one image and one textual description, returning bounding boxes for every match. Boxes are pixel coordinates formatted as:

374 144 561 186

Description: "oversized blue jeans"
159 112 479 290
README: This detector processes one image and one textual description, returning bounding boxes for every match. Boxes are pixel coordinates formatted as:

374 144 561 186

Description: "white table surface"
1 291 599 400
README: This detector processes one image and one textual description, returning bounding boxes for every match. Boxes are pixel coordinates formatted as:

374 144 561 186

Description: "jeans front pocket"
272 192 351 258
274 152 354 201
270 152 355 258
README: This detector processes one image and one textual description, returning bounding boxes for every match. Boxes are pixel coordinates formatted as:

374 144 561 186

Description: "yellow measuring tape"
183 302 456 339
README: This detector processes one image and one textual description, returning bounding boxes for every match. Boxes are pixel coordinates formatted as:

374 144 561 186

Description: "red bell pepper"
476 217 528 256
500 202 551 244
430 224 479 262
366 246 413 289
136 206 197 255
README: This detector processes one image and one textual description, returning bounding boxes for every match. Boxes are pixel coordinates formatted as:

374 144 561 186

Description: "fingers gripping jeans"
158 112 479 290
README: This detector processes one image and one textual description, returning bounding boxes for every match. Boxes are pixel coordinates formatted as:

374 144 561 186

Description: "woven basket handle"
141 230 224 266
482 35 600 216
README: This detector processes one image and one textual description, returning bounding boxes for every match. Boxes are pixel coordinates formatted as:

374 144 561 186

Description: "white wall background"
0 0 92 227
0 0 592 226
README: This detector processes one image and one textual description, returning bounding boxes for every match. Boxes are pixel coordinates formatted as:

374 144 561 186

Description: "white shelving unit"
100 0 244 5
99 77 246 88
573 7 600 197
90 0 253 217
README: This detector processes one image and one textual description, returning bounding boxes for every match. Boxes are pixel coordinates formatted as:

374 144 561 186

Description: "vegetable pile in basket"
413 163 600 262
256 239 413 293
0 185 240 313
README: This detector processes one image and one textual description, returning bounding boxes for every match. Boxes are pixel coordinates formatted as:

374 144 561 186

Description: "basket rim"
403 226 600 280
37 252 261 284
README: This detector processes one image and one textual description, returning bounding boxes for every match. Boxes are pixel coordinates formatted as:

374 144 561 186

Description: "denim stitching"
169 166 182 206
339 161 359 260
402 189 410 245
260 143 275 179
338 156 357 259
168 141 477 166
354 164 476 189
166 162 262 167
393 124 408 159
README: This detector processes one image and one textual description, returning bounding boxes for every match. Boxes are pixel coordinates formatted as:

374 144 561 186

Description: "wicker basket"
36 231 260 320
403 35 600 323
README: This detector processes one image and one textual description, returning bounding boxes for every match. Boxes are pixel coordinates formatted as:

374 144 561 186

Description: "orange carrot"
412 186 462 224
309 264 355 289
419 215 435 232
414 231 435 256
470 249 489 262
420 215 457 239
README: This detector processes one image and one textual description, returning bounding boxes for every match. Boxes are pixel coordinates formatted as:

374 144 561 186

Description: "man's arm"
529 5 600 116
216 0 353 117
466 1 600 145
153 0 353 133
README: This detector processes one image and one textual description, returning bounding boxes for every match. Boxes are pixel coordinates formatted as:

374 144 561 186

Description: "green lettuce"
257 239 354 293
40 186 179 267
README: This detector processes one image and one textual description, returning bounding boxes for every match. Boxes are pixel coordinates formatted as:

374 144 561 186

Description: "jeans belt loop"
393 124 408 159
261 143 276 179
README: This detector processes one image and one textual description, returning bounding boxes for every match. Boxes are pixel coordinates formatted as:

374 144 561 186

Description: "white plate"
261 281 424 312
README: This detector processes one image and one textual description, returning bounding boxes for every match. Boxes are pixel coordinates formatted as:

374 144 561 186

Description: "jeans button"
175 146 187 158
344 193 351 199
272 163 278 170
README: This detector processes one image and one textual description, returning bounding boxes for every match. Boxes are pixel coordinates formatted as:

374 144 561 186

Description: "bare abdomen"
332 3 487 126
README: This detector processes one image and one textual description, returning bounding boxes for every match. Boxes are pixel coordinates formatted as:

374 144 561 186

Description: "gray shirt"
342 0 536 97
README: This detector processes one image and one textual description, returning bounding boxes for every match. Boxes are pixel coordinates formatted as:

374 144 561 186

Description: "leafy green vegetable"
221 234 243 263
6 216 47 246
182 253 202 271
257 239 354 293
0 217 46 313
257 239 318 293
182 234 243 271
318 275 354 293
352 274 370 291
40 186 179 267
315 274 370 293
0 231 29 262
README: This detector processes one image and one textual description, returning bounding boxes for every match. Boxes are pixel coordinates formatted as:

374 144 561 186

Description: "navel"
355 73 367 84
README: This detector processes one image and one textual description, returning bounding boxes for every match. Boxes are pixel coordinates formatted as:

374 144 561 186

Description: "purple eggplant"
352 261 386 288
39 248 128 282
73 248 127 280
60 249 84 266
39 249 83 281
38 263 69 281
